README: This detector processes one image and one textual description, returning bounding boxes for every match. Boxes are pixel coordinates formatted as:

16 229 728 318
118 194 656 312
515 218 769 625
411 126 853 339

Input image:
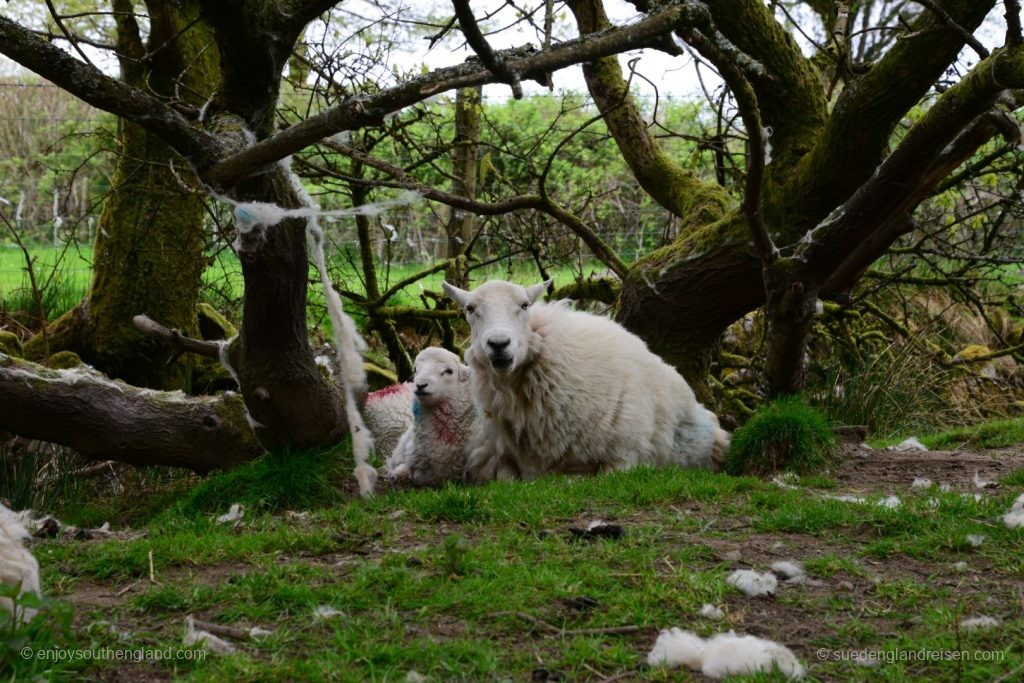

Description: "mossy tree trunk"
445 86 482 288
24 0 219 390
1 0 1021 465
569 0 1011 400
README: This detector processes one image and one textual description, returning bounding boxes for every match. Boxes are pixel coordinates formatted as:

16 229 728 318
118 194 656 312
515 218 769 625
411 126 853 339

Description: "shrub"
725 395 837 476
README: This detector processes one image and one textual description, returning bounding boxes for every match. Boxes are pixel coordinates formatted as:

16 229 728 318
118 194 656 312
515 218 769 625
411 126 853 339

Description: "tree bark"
23 0 219 390
761 259 818 397
445 86 482 287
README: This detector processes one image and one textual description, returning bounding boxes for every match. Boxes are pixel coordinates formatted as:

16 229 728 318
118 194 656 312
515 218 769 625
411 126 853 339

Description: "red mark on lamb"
367 383 410 403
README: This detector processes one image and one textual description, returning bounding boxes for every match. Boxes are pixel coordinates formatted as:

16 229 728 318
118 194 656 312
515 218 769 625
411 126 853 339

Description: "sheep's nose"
487 337 511 352
416 382 428 391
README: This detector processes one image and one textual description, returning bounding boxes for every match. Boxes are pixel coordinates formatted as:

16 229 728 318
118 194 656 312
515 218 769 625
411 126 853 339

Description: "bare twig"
203 2 692 186
912 0 989 58
492 611 645 637
0 211 50 362
44 0 96 67
1006 0 1024 46
187 616 258 642
132 314 222 360
681 24 775 263
311 143 630 278
148 549 161 585
452 0 523 98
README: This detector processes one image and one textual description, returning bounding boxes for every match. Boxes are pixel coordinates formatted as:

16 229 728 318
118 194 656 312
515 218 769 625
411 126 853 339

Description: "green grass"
913 416 1024 450
170 441 352 519
870 415 1024 450
0 244 92 320
725 395 838 476
2 244 607 330
13 459 1023 681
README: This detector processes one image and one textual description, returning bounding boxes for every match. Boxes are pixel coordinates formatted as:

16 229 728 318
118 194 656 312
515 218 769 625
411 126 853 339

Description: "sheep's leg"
464 442 520 483
386 428 414 478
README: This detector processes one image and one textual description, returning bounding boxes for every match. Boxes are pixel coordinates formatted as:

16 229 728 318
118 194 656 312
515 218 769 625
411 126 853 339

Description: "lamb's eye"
520 302 529 310
442 368 454 376
466 304 476 314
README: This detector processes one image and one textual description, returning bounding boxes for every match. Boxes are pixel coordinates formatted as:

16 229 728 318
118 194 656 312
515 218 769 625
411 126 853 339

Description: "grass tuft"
912 416 1024 451
725 395 837 476
171 441 351 518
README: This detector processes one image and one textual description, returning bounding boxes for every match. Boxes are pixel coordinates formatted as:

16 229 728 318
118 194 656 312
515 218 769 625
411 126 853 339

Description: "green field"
6 438 1024 681
0 244 606 325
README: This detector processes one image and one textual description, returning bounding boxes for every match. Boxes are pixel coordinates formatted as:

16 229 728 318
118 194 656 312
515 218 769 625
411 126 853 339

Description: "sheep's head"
442 279 549 374
411 347 468 407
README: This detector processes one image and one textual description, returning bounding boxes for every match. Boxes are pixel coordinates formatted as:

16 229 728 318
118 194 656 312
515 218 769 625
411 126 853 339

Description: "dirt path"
834 444 1024 495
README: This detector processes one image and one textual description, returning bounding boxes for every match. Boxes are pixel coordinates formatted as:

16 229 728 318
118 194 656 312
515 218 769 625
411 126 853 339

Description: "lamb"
1 503 42 624
386 347 474 487
362 382 415 459
442 279 729 482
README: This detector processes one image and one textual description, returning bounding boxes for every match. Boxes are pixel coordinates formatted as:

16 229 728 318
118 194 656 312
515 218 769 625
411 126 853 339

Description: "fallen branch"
0 354 262 473
186 616 257 642
492 611 645 637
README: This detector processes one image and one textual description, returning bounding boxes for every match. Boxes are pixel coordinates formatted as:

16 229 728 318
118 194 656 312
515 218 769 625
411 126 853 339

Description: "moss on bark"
25 1 219 389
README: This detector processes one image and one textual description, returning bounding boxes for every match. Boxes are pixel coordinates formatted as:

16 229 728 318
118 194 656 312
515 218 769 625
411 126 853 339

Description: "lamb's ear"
442 281 471 309
525 279 552 304
458 363 471 382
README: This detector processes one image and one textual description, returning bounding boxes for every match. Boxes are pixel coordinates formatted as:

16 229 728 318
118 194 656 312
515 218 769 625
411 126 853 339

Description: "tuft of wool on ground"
647 628 804 679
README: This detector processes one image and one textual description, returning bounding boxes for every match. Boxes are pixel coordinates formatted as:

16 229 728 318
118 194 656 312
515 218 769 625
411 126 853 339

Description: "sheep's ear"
525 280 551 304
458 363 471 381
442 281 471 309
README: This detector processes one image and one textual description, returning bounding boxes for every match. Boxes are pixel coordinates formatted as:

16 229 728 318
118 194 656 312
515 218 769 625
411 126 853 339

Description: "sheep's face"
442 279 549 373
411 347 468 407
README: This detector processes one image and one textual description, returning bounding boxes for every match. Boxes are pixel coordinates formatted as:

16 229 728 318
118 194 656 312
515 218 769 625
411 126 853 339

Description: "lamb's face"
442 280 549 373
411 347 468 407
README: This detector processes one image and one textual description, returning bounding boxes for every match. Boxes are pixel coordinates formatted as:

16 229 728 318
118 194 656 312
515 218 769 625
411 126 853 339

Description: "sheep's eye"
466 304 476 314
520 302 529 310
442 368 454 376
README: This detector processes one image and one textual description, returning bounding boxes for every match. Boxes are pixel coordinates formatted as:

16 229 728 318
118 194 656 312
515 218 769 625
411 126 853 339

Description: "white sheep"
0 503 42 623
386 347 474 487
362 381 415 459
442 280 729 482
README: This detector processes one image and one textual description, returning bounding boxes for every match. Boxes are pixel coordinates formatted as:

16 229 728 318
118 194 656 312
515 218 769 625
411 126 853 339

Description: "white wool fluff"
184 616 236 654
313 605 344 620
972 470 996 489
647 628 804 679
290 167 375 499
363 382 415 459
219 161 423 497
1003 493 1024 529
386 348 474 487
889 437 927 452
699 604 725 620
445 281 730 482
770 561 805 580
878 495 901 509
828 494 866 504
911 477 932 488
215 504 244 524
0 504 42 623
959 616 1001 630
771 474 800 490
966 534 985 547
727 570 777 597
